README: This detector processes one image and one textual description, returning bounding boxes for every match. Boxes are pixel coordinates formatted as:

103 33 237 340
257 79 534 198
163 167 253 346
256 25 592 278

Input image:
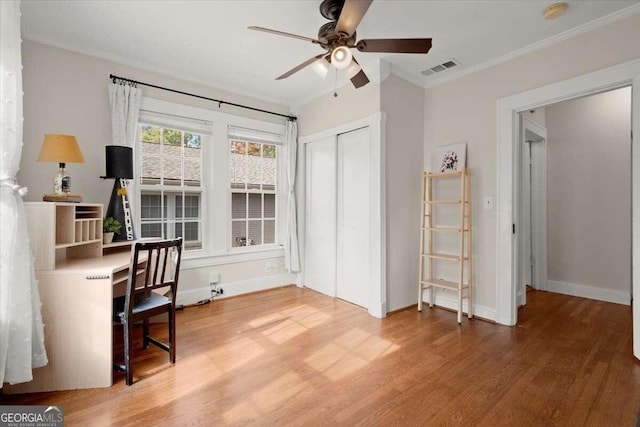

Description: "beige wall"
546 87 631 292
296 81 380 137
20 40 289 204
381 75 424 311
424 13 640 312
20 41 293 299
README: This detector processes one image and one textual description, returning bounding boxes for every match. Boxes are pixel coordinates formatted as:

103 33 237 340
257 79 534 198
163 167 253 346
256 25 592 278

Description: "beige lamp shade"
37 134 85 163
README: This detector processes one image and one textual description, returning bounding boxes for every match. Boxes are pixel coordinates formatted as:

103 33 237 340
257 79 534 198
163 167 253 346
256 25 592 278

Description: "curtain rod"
109 74 297 122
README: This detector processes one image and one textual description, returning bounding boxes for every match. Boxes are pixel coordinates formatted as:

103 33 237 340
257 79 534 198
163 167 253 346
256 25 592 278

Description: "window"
228 127 280 248
139 123 204 251
136 98 285 261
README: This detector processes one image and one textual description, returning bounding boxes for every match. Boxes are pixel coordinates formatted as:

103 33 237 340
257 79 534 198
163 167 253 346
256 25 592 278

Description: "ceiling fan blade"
350 69 370 89
356 38 432 54
350 58 369 89
276 54 326 80
335 0 373 37
248 26 322 45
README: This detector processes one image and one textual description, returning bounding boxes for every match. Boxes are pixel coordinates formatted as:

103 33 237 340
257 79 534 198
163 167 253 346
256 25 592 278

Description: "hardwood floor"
2 286 640 426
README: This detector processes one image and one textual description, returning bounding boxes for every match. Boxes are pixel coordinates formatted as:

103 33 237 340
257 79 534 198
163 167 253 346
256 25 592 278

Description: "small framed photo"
432 143 466 172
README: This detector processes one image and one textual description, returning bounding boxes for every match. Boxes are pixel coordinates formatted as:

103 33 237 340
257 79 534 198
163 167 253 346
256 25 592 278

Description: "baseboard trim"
423 289 496 322
176 273 296 306
547 280 630 305
369 301 387 319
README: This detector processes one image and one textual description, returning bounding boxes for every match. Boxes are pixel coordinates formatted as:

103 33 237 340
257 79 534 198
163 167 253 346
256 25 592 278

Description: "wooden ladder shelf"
418 169 473 323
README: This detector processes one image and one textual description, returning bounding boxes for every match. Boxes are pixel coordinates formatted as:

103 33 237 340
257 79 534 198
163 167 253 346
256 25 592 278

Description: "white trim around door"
496 59 640 359
299 112 387 318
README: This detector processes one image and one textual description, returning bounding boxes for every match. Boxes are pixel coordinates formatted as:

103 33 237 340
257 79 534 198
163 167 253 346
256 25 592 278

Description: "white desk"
4 251 138 393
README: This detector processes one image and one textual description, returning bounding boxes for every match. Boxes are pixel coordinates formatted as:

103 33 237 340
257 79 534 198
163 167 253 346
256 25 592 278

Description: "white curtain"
284 120 301 273
0 0 48 385
108 82 142 211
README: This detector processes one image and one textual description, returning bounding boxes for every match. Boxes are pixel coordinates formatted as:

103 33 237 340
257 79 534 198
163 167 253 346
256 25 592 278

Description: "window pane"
248 220 262 246
247 143 261 157
185 195 200 218
162 141 182 157
263 155 276 190
263 144 276 158
232 220 247 247
264 194 276 218
141 155 161 184
248 193 262 219
141 125 161 143
264 220 275 244
184 133 201 149
246 154 261 189
141 223 162 239
162 157 182 185
232 193 246 219
141 194 163 219
231 140 246 154
139 122 204 252
184 158 201 186
163 128 182 147
229 149 246 189
184 222 199 241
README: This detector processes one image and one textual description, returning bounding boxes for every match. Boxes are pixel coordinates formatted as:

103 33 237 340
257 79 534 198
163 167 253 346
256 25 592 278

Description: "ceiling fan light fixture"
311 57 330 79
345 59 361 79
331 46 352 69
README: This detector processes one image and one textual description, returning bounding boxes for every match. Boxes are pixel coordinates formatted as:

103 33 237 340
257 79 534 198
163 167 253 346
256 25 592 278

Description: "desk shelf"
26 202 103 271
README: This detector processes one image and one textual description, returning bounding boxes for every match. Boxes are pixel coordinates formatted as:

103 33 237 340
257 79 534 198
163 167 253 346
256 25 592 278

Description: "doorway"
495 59 640 357
300 112 385 318
517 88 632 310
517 116 548 307
303 127 372 308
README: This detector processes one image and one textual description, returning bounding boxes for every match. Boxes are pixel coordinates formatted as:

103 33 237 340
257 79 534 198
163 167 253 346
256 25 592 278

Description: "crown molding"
388 63 427 89
423 3 640 89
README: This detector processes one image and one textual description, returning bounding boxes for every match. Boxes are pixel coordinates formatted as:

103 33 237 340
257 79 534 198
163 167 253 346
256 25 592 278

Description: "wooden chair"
113 238 183 385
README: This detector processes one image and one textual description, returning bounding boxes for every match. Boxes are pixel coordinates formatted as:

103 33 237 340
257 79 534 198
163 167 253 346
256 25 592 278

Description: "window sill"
181 246 285 269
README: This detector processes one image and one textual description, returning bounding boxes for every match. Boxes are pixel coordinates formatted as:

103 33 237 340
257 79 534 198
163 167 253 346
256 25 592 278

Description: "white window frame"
228 130 281 252
135 97 286 267
138 117 207 254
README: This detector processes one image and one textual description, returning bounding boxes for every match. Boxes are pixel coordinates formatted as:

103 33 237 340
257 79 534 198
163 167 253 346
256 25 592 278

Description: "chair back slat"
160 246 168 288
124 238 183 317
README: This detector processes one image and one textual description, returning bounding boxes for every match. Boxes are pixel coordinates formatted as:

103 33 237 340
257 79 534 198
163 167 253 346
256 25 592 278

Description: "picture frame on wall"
432 143 467 172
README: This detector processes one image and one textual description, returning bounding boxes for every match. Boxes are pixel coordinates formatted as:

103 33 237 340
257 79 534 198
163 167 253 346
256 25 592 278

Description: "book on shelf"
42 193 83 203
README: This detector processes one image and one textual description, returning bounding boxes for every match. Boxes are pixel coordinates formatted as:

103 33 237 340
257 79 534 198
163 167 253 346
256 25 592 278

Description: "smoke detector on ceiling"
421 58 462 77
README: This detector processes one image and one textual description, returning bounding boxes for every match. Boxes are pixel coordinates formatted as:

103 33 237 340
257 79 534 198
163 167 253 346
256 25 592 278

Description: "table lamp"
37 134 85 197
103 145 136 242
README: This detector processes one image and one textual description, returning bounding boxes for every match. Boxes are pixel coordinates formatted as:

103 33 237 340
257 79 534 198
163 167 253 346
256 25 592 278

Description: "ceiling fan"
248 0 432 89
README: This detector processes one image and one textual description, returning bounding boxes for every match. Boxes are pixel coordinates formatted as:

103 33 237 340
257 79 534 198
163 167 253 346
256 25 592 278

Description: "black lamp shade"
105 145 133 179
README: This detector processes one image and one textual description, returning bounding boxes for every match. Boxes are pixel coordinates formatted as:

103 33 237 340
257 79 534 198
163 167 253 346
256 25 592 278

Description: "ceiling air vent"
421 58 461 76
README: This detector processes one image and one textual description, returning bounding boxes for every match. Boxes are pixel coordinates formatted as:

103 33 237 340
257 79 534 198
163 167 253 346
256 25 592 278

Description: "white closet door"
336 127 370 308
304 137 337 297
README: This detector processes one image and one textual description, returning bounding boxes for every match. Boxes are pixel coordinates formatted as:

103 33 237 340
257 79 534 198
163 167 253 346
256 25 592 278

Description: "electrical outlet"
209 272 220 284
210 283 224 297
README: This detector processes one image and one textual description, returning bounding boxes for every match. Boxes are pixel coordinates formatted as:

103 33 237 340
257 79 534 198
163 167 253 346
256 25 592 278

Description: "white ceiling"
21 0 640 106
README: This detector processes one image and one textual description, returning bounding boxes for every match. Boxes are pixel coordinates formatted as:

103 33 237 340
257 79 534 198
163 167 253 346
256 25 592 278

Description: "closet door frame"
299 112 386 318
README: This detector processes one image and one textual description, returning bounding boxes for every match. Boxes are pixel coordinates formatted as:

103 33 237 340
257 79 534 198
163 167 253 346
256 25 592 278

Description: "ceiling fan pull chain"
333 67 338 98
